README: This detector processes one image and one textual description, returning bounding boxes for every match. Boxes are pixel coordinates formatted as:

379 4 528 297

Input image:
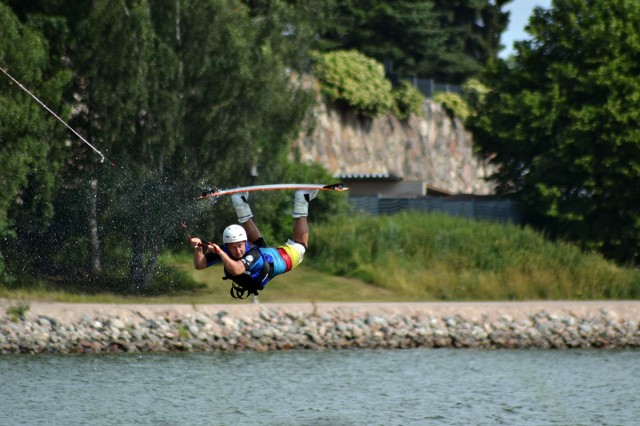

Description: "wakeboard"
197 183 349 200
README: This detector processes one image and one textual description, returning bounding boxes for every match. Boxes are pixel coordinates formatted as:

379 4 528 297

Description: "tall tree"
167 0 317 247
1 0 331 291
0 3 71 283
316 0 510 83
432 0 510 82
162 0 316 212
65 0 183 291
467 0 640 265
317 0 446 78
2 0 317 291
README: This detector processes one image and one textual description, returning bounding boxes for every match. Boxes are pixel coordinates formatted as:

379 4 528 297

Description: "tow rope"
1 66 208 245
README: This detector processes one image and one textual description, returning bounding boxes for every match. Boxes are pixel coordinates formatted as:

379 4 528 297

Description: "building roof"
335 172 403 182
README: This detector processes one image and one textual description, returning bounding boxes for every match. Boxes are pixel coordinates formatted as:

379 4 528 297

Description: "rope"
1 66 109 164
1 65 208 244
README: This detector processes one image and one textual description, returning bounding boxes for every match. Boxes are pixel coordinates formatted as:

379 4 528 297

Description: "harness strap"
221 249 272 299
224 277 262 299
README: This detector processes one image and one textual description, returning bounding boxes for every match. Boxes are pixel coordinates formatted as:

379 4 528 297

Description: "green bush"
312 50 394 118
461 78 489 110
433 91 470 121
392 81 425 120
6 300 30 322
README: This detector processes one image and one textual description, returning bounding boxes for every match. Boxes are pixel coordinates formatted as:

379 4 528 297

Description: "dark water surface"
1 348 638 425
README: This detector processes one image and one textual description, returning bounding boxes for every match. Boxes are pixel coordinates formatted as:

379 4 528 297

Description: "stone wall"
292 100 496 195
3 302 640 354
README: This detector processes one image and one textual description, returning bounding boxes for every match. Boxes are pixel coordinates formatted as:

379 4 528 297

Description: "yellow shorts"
269 239 306 276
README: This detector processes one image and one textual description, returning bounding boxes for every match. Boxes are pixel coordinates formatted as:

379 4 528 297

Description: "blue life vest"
221 242 273 298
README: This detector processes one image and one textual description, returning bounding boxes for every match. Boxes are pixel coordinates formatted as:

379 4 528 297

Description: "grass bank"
309 212 640 301
2 212 639 303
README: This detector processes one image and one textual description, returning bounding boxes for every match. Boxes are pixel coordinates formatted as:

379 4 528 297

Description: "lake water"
1 349 638 426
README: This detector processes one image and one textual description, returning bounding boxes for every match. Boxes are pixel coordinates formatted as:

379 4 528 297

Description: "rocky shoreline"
2 301 640 354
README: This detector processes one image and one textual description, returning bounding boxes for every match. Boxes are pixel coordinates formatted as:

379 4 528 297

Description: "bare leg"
241 218 262 244
293 217 309 247
291 190 316 247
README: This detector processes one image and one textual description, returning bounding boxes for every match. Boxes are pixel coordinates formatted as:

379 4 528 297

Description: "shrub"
461 78 489 109
392 81 425 120
6 300 30 322
433 91 471 121
312 50 394 118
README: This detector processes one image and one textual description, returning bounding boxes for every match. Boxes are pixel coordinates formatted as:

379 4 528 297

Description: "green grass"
3 212 639 303
0 252 398 304
309 212 640 301
175 258 402 303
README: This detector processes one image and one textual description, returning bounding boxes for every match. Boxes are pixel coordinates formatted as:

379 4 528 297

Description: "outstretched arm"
190 237 246 275
190 237 208 269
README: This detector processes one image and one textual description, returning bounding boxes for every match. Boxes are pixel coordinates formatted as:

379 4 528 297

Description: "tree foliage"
0 0 522 291
0 3 71 281
316 0 510 83
66 0 184 290
313 50 430 120
174 0 315 182
467 0 640 265
316 0 444 76
431 0 510 82
433 91 469 121
392 81 425 121
312 50 394 117
0 0 318 290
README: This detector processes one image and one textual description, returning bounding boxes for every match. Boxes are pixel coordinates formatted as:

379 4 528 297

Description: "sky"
500 0 553 58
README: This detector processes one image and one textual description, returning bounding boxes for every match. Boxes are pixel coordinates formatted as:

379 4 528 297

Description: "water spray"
0 65 209 246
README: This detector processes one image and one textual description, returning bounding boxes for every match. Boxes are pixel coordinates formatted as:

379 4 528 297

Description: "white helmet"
223 224 247 244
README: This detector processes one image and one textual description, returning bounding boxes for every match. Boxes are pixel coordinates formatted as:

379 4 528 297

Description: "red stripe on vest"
277 247 293 271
